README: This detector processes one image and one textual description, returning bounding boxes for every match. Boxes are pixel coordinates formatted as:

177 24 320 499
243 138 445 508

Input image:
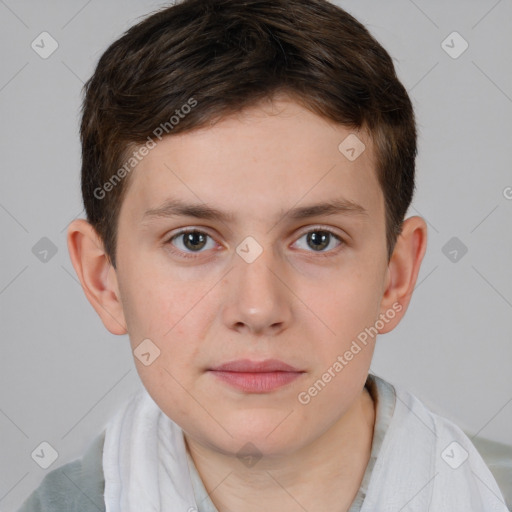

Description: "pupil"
308 231 329 251
185 232 206 250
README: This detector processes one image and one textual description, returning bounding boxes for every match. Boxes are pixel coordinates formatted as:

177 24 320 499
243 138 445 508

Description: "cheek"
119 263 217 366
300 261 383 347
297 268 380 411
119 257 188 335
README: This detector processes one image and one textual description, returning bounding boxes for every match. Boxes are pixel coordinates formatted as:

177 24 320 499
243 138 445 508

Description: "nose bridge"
236 236 280 303
225 235 291 333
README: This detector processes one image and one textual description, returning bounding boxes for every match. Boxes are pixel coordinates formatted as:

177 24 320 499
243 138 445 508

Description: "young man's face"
70 95 425 457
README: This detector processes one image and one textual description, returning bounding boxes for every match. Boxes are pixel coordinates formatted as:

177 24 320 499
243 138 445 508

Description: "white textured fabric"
102 378 509 512
360 381 509 512
102 387 198 512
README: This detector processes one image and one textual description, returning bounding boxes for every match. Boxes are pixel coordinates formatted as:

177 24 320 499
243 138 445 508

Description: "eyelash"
163 226 345 260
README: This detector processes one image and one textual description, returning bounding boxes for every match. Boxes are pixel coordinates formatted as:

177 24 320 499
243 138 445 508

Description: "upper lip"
209 359 303 373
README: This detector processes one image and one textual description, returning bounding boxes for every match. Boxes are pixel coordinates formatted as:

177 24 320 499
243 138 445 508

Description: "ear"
377 216 428 334
67 219 127 335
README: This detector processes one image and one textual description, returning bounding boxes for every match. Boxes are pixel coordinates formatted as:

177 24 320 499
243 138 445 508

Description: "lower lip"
209 371 304 393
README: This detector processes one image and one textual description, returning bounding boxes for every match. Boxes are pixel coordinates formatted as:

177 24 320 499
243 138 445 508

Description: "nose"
222 241 293 336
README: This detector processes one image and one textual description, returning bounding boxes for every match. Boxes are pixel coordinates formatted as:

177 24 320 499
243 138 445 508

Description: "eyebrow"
141 197 368 224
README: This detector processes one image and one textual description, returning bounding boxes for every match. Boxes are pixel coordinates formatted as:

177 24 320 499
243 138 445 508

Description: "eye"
165 229 217 258
293 228 344 255
164 226 345 260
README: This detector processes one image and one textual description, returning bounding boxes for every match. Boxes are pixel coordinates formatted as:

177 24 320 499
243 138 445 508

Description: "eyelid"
295 224 346 240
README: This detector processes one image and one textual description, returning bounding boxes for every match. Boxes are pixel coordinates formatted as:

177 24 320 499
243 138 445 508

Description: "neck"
185 387 375 512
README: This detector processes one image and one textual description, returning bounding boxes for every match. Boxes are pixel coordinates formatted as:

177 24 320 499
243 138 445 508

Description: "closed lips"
209 359 304 373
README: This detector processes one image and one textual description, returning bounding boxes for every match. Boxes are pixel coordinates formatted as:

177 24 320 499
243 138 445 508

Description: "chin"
210 425 309 459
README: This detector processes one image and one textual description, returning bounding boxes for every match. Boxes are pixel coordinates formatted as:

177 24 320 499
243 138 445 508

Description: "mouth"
208 359 306 393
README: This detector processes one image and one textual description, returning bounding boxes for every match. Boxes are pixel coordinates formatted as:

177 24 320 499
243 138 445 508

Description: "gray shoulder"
16 430 106 512
470 435 512 510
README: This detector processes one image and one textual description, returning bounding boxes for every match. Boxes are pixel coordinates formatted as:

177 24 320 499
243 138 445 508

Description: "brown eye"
166 229 216 256
181 231 207 251
306 231 330 251
294 229 343 254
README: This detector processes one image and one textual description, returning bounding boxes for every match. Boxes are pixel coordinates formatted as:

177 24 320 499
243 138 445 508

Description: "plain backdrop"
1 0 511 510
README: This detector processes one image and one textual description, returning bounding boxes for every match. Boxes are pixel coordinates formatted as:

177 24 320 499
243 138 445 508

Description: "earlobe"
66 219 127 335
377 216 428 334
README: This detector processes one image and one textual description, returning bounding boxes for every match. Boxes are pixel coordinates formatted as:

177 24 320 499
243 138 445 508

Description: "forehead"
120 97 383 227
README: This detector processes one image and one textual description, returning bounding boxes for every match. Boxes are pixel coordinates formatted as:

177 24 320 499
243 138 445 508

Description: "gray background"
1 0 511 510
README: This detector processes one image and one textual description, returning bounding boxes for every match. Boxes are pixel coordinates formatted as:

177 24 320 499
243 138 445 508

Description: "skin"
68 94 427 512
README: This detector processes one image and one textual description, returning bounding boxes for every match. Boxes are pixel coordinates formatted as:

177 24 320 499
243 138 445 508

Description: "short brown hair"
80 0 417 268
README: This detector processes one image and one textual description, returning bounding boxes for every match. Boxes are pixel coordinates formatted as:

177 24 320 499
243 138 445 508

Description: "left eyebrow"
141 197 368 224
286 198 368 220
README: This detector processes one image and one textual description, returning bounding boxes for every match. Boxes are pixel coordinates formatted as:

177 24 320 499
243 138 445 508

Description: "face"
111 96 392 456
